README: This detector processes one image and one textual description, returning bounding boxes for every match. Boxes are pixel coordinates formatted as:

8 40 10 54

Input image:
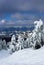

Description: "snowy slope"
0 46 44 65
0 50 10 60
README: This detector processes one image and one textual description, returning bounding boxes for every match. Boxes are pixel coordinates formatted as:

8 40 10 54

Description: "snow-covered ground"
0 46 44 65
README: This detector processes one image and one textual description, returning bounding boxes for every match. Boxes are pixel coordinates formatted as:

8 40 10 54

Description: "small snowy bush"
8 44 15 54
17 35 24 49
0 39 3 50
2 40 7 50
15 43 21 51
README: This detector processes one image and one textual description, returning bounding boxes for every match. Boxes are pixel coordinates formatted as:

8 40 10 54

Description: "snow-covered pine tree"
31 19 43 49
11 35 16 45
24 33 32 48
16 35 24 50
8 35 16 53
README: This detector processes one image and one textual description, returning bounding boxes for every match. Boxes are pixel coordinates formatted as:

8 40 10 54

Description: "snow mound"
0 46 44 65
0 50 10 60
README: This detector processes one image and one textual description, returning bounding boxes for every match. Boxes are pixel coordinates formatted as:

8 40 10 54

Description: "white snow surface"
0 46 44 65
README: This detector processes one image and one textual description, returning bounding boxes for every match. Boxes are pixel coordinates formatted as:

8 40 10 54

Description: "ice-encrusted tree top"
11 35 16 41
34 19 43 32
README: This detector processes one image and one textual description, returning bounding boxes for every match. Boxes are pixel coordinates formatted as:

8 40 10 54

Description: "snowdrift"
0 46 44 65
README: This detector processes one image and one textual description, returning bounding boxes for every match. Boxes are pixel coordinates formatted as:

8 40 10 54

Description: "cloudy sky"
0 0 44 26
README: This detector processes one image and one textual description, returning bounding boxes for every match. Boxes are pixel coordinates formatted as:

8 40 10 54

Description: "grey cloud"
0 0 44 26
10 12 40 26
0 0 44 13
0 0 32 13
11 13 40 20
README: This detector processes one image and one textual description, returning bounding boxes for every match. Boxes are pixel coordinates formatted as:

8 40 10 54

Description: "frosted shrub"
41 30 44 44
26 33 33 48
16 43 21 51
11 35 16 41
0 39 3 50
8 35 16 53
8 44 15 54
0 45 2 50
24 37 30 48
17 35 24 50
11 35 17 45
2 40 7 50
7 42 11 48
